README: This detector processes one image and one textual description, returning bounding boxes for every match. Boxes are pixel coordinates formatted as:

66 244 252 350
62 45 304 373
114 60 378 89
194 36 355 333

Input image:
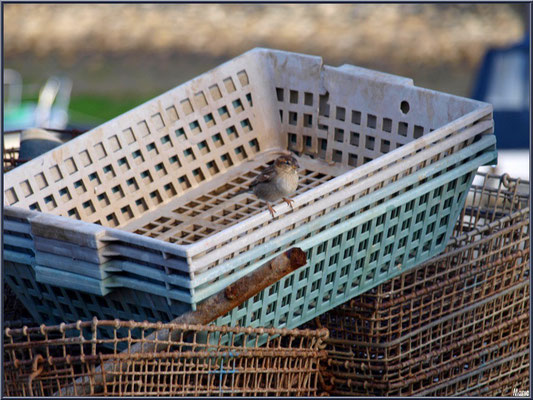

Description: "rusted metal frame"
436 210 528 258
325 299 530 370
326 330 530 381
441 366 530 396
329 225 529 333
341 245 529 313
328 333 530 391
6 318 323 339
321 295 530 375
327 363 530 397
340 251 527 320
326 312 529 371
457 369 530 396
319 176 530 396
342 217 529 312
453 175 526 239
361 261 528 337
5 348 323 370
449 208 529 248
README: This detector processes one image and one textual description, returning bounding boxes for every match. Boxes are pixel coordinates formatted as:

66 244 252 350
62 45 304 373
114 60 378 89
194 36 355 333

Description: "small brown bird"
235 154 300 217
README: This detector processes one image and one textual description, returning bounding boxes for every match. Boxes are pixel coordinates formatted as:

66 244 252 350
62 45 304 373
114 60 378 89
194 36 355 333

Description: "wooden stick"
57 247 307 396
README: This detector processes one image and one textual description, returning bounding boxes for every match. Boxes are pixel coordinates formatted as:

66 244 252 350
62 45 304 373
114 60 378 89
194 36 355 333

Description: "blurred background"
3 3 530 178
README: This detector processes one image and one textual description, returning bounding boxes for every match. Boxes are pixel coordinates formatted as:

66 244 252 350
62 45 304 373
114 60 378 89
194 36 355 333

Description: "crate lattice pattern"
4 69 261 230
128 162 335 245
278 86 432 167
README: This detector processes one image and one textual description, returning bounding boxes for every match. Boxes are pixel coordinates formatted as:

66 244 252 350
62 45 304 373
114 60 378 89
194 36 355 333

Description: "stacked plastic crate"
309 172 529 396
4 48 496 335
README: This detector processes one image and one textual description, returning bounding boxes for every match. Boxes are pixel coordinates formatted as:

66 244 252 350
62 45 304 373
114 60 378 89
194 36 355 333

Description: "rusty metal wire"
3 147 25 171
3 319 329 397
309 172 530 396
418 350 530 396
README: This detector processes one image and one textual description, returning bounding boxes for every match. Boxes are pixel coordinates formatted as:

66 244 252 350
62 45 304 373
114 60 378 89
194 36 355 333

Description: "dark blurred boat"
472 33 529 150
471 33 529 181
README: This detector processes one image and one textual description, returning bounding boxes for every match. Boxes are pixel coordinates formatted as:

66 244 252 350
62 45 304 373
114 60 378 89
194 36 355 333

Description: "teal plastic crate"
5 144 495 330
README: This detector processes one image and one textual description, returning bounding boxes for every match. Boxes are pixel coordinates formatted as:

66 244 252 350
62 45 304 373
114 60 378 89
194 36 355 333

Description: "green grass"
68 94 157 126
6 92 159 128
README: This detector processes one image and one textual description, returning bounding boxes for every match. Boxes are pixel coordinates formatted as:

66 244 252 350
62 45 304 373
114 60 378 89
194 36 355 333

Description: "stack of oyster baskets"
4 49 497 338
310 172 529 396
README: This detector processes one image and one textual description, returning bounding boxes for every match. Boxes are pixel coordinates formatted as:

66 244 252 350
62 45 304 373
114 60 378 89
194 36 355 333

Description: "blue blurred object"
471 33 529 149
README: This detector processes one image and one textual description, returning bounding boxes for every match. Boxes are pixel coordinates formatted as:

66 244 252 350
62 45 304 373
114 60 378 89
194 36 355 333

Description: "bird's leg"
266 202 276 218
283 197 295 210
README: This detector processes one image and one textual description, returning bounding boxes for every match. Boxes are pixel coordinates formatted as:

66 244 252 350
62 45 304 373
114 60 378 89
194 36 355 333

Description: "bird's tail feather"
232 188 250 197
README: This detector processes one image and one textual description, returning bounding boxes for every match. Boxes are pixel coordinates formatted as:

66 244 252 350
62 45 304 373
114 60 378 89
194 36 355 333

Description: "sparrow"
234 154 300 217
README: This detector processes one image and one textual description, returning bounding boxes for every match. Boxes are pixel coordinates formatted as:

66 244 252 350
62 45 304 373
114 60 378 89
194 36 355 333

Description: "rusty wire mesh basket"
306 172 530 396
419 349 530 396
3 146 22 172
3 319 329 397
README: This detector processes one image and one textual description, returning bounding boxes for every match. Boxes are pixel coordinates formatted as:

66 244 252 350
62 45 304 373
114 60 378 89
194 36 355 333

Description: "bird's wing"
249 164 276 188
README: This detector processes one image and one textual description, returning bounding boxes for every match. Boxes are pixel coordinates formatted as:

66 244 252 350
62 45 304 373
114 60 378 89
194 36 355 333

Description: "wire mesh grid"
3 319 329 397
305 172 530 396
418 350 530 396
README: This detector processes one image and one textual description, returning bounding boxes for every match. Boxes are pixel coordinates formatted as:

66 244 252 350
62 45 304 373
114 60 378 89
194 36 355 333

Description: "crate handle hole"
400 100 410 114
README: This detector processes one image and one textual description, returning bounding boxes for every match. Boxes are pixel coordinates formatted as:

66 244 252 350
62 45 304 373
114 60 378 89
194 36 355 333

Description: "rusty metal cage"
3 319 329 397
307 172 530 396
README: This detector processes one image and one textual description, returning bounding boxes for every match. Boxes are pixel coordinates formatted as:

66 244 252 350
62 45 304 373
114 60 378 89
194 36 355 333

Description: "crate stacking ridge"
4 48 497 329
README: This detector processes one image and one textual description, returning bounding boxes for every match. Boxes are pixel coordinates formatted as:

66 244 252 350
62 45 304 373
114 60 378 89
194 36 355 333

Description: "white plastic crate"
4 48 495 324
